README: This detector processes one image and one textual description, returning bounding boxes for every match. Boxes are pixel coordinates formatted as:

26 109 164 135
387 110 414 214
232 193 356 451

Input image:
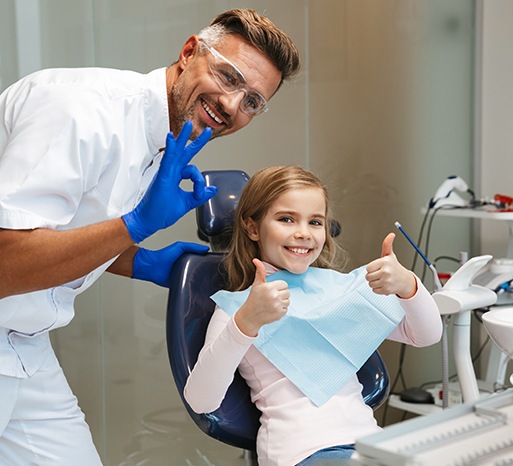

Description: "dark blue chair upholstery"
167 252 260 451
166 170 390 452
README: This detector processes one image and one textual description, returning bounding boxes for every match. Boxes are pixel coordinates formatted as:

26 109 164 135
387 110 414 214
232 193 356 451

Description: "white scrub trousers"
0 349 102 465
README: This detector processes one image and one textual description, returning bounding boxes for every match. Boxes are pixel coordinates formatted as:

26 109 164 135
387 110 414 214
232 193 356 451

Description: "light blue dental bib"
211 266 404 406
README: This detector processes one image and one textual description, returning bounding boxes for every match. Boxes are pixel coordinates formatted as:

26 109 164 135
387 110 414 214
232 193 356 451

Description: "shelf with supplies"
387 394 441 416
387 379 497 417
422 206 513 258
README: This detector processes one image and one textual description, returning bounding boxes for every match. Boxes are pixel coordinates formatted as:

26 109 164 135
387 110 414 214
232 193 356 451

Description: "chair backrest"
167 252 260 451
166 170 390 452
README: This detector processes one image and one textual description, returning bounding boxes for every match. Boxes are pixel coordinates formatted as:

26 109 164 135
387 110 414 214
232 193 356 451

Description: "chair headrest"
196 170 250 251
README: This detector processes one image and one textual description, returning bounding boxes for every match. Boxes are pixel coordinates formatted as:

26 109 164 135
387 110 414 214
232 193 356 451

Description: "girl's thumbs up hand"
234 259 290 337
365 233 417 299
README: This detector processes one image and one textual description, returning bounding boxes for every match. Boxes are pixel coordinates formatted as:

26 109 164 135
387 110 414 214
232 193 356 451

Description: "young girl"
184 166 442 465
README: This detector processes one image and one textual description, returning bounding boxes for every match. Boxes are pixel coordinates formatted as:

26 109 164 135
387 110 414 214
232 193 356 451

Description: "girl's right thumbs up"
234 258 290 337
252 258 267 285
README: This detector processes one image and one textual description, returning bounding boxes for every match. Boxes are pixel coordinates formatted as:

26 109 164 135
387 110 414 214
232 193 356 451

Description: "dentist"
0 9 300 465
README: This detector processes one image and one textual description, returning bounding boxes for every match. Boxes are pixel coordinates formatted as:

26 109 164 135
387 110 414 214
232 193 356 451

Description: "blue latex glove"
132 242 210 287
122 121 217 243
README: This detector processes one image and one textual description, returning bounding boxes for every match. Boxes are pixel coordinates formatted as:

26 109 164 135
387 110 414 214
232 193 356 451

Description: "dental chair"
166 170 390 455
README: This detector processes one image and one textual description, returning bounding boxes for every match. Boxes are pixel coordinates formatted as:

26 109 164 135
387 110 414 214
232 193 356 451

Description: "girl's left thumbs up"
381 232 396 258
368 231 416 298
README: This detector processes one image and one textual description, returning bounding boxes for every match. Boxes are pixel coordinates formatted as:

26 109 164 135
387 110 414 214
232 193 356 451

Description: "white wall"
478 0 513 259
474 0 513 388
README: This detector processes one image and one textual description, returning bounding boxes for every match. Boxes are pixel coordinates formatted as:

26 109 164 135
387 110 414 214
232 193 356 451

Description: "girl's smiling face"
245 187 327 274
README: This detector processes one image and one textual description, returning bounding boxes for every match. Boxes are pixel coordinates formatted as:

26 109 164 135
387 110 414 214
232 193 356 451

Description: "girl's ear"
244 218 259 241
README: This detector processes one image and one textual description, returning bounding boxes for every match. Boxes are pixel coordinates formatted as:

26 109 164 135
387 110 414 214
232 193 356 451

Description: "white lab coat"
0 66 169 464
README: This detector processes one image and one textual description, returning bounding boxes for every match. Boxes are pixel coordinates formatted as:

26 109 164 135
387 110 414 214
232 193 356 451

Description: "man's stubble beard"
169 84 223 141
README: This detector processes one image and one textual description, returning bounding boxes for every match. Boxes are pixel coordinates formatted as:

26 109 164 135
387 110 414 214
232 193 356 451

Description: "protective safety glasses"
199 40 269 116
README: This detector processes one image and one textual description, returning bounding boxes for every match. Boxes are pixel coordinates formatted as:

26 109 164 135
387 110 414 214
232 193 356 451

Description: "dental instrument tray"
356 388 513 465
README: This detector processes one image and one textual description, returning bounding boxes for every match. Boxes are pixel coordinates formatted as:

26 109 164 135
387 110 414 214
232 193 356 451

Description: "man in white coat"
0 9 300 464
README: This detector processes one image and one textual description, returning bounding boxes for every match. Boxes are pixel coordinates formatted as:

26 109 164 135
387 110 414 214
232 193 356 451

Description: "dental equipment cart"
388 208 513 415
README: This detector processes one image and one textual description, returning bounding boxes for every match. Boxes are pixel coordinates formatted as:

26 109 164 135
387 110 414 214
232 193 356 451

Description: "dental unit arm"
432 255 498 402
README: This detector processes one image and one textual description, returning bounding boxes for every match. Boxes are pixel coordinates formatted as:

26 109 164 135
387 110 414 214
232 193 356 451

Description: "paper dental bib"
211 266 404 406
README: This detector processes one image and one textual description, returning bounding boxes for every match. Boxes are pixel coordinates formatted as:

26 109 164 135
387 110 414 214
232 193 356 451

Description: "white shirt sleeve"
0 77 110 229
183 307 256 414
387 275 443 347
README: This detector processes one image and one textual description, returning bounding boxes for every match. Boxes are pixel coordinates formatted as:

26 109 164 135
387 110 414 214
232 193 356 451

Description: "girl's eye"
278 217 293 223
310 220 324 226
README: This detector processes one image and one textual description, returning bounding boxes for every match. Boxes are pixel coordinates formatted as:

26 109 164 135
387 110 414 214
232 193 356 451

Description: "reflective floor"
108 405 249 466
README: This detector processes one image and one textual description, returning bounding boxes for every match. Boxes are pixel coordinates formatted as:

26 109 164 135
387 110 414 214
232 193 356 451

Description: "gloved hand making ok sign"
122 121 217 243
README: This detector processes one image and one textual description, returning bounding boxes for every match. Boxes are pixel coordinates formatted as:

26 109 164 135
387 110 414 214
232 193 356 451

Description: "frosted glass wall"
1 0 475 464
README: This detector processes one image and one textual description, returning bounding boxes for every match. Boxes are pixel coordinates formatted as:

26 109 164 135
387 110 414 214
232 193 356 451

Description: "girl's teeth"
289 247 309 254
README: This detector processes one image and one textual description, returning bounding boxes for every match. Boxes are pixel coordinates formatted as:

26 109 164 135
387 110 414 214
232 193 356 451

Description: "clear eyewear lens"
207 62 267 115
201 41 268 116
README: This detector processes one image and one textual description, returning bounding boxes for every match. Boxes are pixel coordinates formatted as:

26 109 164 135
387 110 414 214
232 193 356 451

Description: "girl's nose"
294 225 311 239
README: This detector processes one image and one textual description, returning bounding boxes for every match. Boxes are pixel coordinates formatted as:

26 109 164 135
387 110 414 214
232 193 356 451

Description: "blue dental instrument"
394 221 443 291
